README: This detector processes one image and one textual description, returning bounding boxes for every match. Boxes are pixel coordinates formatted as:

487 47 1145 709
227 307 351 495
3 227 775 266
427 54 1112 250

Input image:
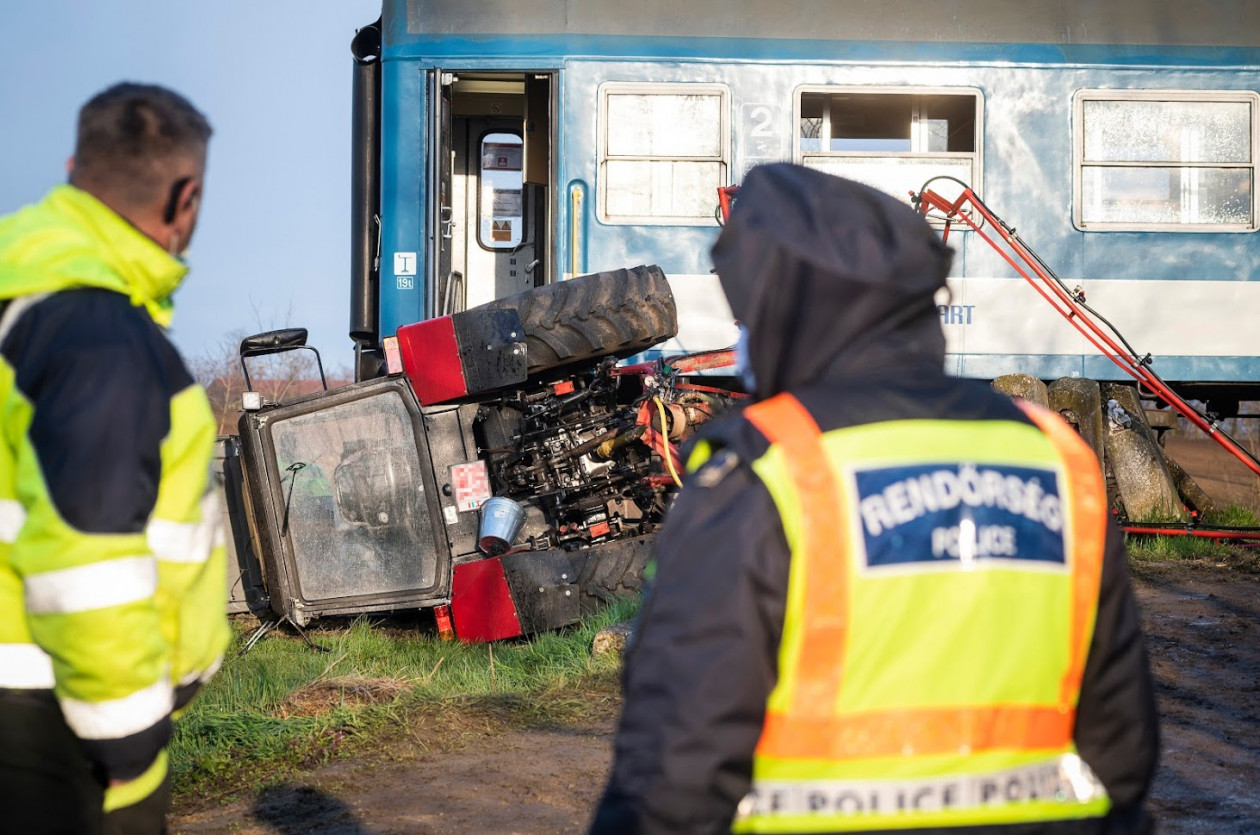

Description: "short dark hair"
71 82 212 209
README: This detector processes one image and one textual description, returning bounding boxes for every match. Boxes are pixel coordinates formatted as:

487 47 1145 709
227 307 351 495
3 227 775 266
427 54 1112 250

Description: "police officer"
590 164 1158 834
0 83 230 833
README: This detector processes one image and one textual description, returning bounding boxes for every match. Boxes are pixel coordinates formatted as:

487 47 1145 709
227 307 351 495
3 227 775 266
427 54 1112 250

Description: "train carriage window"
1074 90 1258 232
598 83 729 225
795 87 982 208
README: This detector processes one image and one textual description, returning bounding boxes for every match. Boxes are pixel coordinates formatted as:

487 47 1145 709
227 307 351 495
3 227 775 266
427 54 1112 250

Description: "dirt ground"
171 438 1260 834
1162 435 1260 512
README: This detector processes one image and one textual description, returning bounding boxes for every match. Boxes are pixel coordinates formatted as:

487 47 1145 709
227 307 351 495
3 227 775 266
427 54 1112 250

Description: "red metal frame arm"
717 185 740 224
915 186 1260 478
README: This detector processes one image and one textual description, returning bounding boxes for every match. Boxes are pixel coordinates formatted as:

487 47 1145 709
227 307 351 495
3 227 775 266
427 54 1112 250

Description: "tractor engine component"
476 363 666 550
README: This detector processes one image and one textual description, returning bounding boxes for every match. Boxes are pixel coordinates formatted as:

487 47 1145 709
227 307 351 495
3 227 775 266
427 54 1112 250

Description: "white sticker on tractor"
450 460 493 512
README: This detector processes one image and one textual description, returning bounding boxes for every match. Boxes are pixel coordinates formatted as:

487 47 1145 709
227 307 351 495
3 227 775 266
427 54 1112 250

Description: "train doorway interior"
430 70 555 317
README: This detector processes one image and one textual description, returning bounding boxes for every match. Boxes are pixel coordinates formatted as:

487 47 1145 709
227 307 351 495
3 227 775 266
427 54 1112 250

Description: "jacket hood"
0 185 188 328
712 164 952 399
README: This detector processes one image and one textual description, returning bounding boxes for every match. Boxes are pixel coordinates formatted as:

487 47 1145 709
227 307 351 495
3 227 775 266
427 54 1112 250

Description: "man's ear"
162 177 196 225
182 180 202 218
65 156 75 177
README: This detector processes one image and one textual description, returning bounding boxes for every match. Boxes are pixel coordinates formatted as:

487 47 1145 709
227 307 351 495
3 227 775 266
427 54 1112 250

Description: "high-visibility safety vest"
730 393 1111 833
0 186 229 800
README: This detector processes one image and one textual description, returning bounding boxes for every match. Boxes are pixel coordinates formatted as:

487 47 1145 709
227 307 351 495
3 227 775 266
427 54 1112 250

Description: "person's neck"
75 185 169 251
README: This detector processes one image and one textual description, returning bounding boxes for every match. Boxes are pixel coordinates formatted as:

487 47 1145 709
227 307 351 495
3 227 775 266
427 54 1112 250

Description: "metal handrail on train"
910 176 1260 482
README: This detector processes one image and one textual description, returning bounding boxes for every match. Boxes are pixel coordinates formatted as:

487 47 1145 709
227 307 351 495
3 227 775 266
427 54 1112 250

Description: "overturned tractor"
220 266 740 642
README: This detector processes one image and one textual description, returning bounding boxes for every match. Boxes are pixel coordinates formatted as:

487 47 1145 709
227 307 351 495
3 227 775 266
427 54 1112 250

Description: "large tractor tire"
567 535 655 616
470 265 678 374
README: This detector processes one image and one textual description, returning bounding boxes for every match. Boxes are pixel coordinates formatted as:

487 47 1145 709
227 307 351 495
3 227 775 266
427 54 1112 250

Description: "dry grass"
276 676 410 719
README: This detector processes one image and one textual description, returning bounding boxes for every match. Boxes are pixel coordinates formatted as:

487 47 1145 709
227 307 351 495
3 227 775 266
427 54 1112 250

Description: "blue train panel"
364 1 1260 396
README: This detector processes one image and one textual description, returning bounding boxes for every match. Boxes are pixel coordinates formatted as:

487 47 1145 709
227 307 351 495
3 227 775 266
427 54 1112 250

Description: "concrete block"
1105 431 1187 522
593 620 636 657
1163 451 1218 518
1048 377 1105 471
1101 384 1187 523
992 373 1049 407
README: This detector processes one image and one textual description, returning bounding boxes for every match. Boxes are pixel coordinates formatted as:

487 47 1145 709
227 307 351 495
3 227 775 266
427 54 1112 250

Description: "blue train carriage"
354 1 1260 407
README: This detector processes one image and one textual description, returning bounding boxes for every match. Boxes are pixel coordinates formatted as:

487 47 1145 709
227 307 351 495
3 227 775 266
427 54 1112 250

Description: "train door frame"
426 69 556 319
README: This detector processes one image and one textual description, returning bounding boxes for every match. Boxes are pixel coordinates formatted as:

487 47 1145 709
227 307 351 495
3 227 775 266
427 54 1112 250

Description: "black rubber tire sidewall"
468 265 678 374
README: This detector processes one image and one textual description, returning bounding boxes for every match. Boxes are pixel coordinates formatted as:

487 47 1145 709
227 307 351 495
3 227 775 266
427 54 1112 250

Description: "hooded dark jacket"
590 165 1158 835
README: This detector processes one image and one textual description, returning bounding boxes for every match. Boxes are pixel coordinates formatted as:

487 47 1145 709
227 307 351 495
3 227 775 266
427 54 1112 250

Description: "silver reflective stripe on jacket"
0 642 55 688
60 677 174 739
0 498 25 542
24 555 158 614
736 754 1108 820
147 491 222 565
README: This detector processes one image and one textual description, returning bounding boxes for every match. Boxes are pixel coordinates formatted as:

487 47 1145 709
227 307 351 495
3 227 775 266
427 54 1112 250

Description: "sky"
0 0 383 374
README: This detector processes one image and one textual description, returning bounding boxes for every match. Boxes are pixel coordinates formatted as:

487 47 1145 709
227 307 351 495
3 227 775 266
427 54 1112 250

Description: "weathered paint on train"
369 1 1260 398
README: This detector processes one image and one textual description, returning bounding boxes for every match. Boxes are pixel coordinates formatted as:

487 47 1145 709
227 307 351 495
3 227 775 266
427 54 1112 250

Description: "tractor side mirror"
238 327 328 396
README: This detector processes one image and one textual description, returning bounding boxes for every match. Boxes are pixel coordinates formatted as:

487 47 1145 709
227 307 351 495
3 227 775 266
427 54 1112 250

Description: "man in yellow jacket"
0 83 230 833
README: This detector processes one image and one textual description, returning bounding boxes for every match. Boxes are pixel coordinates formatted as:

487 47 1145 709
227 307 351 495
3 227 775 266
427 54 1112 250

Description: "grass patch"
1126 503 1260 573
172 598 637 805
1202 504 1260 528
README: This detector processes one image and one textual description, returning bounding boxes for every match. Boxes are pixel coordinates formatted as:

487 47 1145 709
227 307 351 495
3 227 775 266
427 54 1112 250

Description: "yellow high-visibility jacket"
732 393 1110 832
593 381 1156 835
0 185 229 803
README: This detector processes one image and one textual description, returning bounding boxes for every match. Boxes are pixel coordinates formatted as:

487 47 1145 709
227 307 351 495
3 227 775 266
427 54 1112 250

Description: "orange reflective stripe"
1016 400 1107 706
744 394 848 721
758 703 1076 759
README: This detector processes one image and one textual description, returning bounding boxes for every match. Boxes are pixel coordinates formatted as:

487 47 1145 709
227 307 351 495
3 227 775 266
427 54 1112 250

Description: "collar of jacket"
0 184 188 328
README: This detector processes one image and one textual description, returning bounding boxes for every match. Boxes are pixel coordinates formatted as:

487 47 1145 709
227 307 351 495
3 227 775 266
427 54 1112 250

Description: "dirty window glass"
1083 100 1250 163
271 391 437 601
1076 92 1257 231
607 94 723 157
599 84 728 224
604 160 724 219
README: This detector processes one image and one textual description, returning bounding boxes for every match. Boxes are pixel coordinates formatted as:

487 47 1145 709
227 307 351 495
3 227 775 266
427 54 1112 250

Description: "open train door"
522 72 552 286
427 68 455 320
427 69 555 319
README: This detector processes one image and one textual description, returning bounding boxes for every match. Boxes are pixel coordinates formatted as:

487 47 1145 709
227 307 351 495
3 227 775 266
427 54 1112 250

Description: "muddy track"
171 558 1260 835
1135 563 1260 833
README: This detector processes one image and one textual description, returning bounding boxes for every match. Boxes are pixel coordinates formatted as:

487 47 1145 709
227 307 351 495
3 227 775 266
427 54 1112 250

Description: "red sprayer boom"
911 179 1260 479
